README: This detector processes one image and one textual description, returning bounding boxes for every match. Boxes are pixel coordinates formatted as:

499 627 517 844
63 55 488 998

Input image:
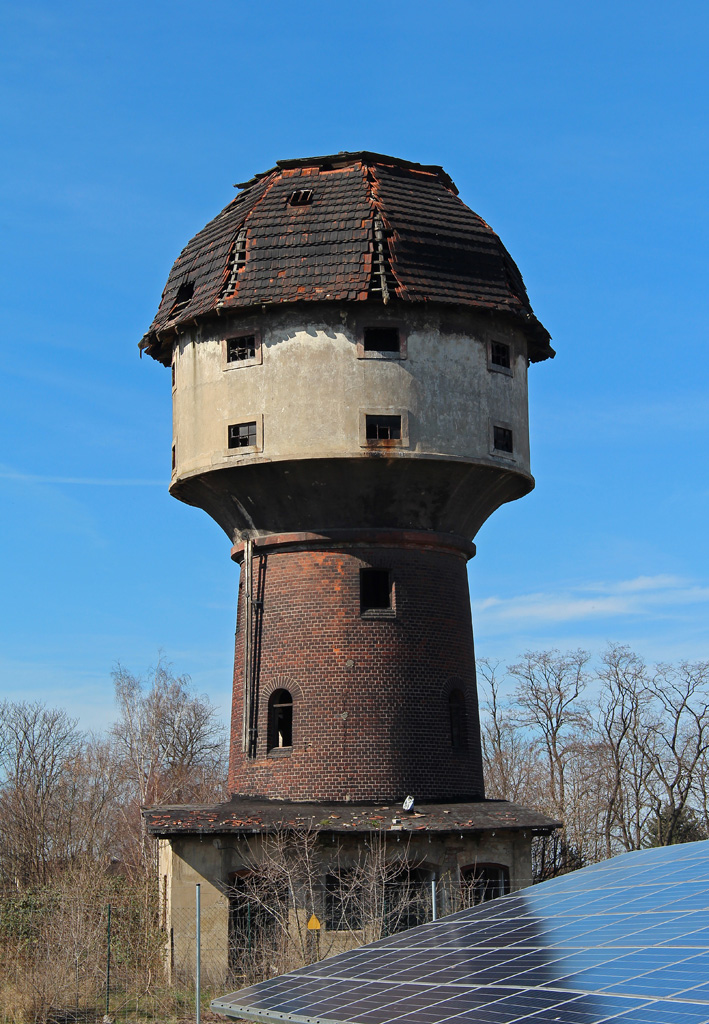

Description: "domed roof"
140 151 552 365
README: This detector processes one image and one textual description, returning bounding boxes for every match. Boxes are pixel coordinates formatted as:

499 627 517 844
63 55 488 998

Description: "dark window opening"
227 335 256 362
267 689 293 750
493 425 514 454
360 568 391 612
325 872 364 931
169 280 194 318
449 689 468 752
228 421 257 449
288 188 314 206
460 863 510 906
363 326 400 353
171 360 176 388
228 872 288 980
171 445 176 472
490 341 511 369
383 867 432 935
366 414 401 442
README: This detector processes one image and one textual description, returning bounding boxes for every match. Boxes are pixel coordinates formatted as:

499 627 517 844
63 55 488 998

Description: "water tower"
141 153 556 976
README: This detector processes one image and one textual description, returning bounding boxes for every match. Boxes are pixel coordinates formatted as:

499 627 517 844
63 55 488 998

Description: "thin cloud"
0 471 164 486
578 574 688 594
474 575 709 628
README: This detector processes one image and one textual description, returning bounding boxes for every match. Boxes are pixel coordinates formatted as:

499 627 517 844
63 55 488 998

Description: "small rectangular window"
288 188 313 206
228 421 257 449
490 341 511 369
360 569 391 612
171 444 176 472
363 326 400 353
171 359 176 389
366 415 401 442
493 425 514 454
227 335 256 363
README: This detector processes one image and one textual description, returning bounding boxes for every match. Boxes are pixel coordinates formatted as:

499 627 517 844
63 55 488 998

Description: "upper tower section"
141 152 553 544
141 151 551 363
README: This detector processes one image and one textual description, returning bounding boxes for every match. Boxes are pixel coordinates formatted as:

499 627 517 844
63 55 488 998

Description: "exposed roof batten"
140 152 553 365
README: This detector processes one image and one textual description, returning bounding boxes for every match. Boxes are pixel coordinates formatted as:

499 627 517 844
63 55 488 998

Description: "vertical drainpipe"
242 538 253 754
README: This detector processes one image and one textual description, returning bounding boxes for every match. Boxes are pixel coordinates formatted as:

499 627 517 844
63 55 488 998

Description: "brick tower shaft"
229 532 483 803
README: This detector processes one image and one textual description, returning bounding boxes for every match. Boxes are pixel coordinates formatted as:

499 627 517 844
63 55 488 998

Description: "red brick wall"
228 542 485 802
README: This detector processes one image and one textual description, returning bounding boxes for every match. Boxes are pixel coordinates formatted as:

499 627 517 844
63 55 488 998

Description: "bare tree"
509 649 591 821
479 647 709 875
111 659 227 872
225 829 429 983
477 659 545 806
644 660 709 846
0 703 116 889
596 645 656 854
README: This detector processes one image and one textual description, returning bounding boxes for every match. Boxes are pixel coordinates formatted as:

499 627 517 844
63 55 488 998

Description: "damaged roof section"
140 151 552 365
143 797 559 837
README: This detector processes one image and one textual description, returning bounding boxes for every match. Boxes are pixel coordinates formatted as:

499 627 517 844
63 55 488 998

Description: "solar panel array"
212 840 709 1024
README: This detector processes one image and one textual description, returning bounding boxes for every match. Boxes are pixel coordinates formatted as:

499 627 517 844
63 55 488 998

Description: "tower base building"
141 152 558 983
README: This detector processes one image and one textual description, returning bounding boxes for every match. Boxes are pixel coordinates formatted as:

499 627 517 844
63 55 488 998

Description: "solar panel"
212 840 709 1024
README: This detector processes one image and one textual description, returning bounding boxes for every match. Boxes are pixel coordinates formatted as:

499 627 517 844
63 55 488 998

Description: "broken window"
460 863 510 906
449 689 468 751
227 335 257 363
493 425 514 454
490 341 511 370
363 327 400 353
288 188 313 206
360 568 391 612
365 414 401 442
267 689 293 750
228 421 257 449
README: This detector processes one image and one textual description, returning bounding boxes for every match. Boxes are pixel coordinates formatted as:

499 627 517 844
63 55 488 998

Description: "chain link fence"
0 873 507 1023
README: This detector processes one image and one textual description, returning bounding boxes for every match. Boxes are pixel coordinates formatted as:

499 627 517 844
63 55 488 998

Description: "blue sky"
1 1 707 730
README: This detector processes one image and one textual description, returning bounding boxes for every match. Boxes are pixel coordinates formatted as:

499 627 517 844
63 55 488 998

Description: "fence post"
106 903 112 1017
431 878 437 921
196 884 201 1024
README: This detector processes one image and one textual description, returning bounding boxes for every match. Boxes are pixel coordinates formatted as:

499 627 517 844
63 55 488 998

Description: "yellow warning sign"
307 914 321 931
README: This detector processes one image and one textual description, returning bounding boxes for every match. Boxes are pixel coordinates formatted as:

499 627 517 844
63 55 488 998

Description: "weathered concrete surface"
170 306 532 542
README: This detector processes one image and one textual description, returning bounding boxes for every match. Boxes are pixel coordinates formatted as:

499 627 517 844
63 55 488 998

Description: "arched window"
460 863 510 907
449 688 468 751
267 689 293 750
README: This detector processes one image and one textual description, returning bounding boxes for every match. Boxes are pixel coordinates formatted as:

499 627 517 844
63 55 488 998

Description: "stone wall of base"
158 828 533 986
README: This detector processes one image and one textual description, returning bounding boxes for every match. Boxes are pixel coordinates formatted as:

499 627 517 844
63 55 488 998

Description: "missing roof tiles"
369 216 396 304
288 188 314 207
220 227 248 302
169 280 194 320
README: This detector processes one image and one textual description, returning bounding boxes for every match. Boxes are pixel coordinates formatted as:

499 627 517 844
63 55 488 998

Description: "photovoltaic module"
212 840 709 1024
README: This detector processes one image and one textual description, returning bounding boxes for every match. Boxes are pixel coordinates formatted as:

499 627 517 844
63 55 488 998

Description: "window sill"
487 363 513 377
267 746 293 758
